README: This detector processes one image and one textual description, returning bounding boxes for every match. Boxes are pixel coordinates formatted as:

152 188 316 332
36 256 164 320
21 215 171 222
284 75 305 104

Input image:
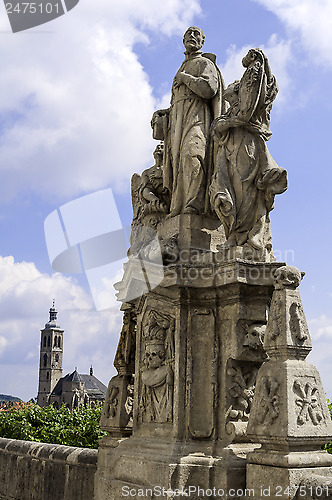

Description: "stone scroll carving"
140 310 175 423
210 48 287 257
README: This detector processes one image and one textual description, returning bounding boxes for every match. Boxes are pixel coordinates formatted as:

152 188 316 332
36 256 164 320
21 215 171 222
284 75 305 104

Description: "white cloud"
252 0 332 67
0 256 121 401
0 0 201 202
221 34 293 110
308 314 332 341
307 314 332 399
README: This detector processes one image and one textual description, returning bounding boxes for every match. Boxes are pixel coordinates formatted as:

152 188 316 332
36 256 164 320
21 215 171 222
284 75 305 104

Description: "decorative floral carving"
256 376 280 425
293 380 323 426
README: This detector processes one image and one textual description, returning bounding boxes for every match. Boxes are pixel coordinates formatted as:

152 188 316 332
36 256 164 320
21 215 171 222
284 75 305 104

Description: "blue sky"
0 0 331 402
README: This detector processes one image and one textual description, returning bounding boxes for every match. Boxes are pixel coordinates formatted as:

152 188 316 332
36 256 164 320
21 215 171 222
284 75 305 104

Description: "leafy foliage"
324 399 332 454
0 403 107 449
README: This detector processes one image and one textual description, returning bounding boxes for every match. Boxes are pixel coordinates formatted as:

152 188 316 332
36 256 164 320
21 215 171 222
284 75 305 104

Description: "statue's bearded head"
183 26 205 53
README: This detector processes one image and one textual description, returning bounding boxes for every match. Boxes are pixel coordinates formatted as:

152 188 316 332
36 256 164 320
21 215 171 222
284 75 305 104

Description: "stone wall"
0 437 97 500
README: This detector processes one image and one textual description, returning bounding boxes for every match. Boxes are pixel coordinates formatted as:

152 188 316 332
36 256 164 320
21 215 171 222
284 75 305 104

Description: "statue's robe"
163 51 223 216
210 52 287 252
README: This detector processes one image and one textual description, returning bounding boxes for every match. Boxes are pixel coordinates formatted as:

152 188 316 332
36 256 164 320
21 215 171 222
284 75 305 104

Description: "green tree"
324 399 332 454
0 403 107 449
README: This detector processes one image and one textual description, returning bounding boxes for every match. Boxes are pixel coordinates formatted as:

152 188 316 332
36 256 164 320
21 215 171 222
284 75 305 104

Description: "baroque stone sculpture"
152 26 224 217
210 48 288 259
95 29 331 500
129 142 169 256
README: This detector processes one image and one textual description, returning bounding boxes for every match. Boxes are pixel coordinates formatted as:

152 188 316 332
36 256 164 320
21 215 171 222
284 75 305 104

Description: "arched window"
43 353 47 367
57 337 61 348
54 336 57 347
47 336 51 347
43 336 46 347
55 354 59 363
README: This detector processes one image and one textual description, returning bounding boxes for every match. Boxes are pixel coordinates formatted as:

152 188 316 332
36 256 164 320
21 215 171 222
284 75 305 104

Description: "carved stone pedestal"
95 259 283 499
246 266 332 499
247 465 332 500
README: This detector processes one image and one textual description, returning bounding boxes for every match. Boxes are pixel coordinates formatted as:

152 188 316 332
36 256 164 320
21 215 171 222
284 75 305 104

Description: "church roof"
50 370 107 399
79 374 107 397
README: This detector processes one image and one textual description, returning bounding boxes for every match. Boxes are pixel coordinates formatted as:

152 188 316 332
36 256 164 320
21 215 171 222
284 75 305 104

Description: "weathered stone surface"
247 464 332 500
0 437 97 500
95 29 329 500
210 48 287 258
246 266 332 496
152 26 224 217
96 258 283 498
100 307 135 437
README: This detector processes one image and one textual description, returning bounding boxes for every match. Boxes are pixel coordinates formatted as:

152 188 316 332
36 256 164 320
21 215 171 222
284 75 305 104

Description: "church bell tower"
37 301 64 407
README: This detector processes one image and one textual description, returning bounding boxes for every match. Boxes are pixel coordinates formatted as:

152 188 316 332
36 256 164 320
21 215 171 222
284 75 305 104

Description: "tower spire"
45 300 60 328
37 299 64 407
49 299 57 322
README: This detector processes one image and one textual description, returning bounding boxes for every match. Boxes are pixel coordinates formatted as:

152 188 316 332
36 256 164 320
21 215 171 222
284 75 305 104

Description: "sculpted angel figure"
151 26 224 217
129 143 170 256
209 48 287 255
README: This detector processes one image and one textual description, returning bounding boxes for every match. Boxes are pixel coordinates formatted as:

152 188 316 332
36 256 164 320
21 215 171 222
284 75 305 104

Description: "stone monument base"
247 463 332 500
95 437 259 499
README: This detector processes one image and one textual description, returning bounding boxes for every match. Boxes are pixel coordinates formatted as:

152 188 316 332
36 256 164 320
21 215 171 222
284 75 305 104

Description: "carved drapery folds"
139 310 175 423
100 309 137 434
114 309 137 376
209 48 287 260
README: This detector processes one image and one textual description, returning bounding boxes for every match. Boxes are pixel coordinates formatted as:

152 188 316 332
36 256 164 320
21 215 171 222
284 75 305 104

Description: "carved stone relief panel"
289 302 309 343
255 376 280 425
226 359 260 424
139 310 175 423
100 375 133 434
293 379 324 426
187 308 217 439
